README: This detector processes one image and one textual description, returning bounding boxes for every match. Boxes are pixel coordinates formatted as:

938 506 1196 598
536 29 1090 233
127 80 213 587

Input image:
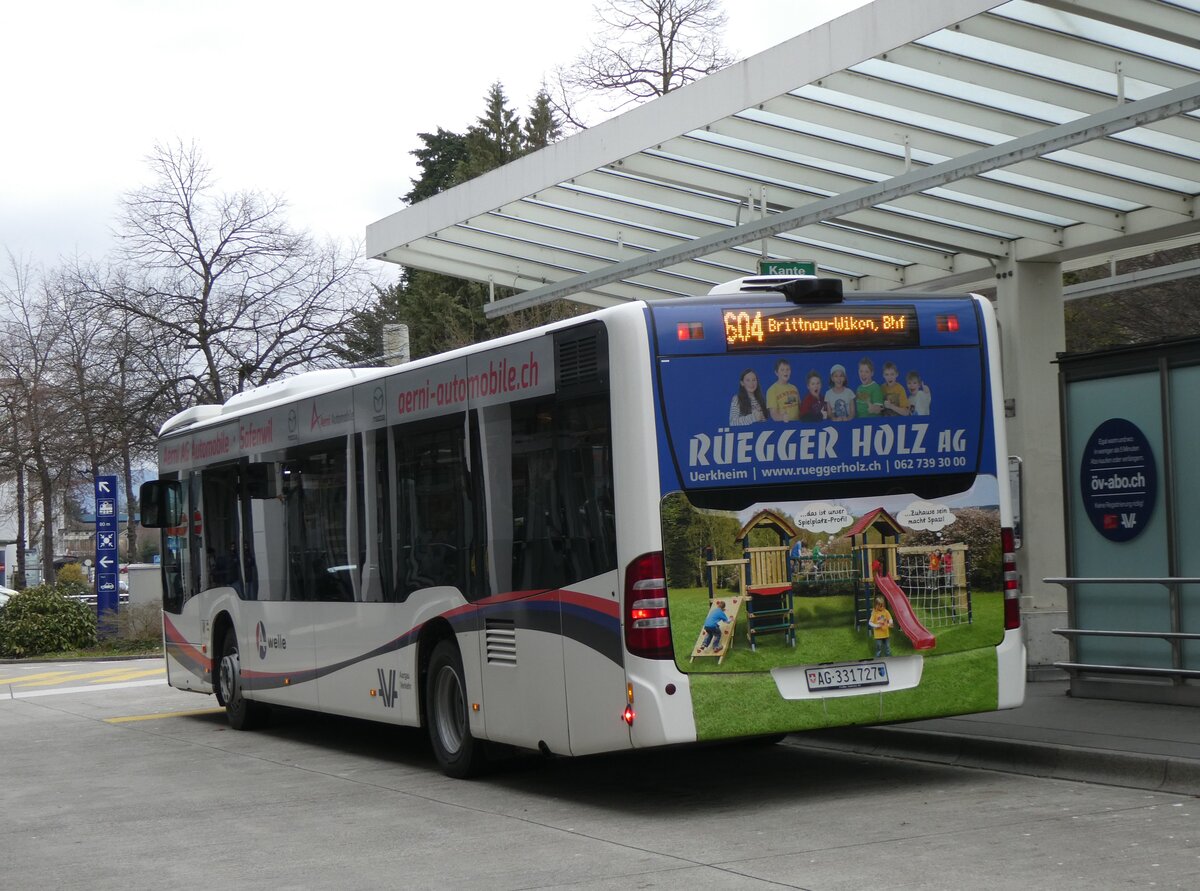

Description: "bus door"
151 470 204 692
240 456 319 711
473 329 624 756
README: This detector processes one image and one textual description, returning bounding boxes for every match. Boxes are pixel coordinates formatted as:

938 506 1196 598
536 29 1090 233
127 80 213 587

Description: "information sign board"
95 475 120 614
1079 418 1156 542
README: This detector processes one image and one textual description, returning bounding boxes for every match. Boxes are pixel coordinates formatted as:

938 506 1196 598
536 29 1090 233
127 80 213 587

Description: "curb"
785 727 1200 797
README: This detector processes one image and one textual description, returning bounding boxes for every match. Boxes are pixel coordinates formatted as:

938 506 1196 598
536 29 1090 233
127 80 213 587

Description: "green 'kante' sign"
758 260 816 276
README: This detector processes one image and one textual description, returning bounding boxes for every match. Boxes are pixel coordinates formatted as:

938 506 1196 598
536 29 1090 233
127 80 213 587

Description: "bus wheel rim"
220 652 238 703
433 665 465 754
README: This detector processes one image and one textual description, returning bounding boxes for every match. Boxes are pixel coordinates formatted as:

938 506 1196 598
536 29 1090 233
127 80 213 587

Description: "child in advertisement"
729 369 766 426
881 361 910 416
855 357 884 417
798 369 825 421
824 364 854 421
907 370 932 415
869 594 894 658
700 599 731 653
766 359 800 421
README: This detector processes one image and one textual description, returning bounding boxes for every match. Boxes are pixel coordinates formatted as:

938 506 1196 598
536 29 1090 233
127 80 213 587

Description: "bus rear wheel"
425 640 486 778
218 629 270 731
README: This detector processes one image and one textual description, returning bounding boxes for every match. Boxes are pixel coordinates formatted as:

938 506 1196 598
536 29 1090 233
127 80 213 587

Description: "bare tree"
0 254 72 584
554 0 732 123
81 140 371 407
49 268 161 557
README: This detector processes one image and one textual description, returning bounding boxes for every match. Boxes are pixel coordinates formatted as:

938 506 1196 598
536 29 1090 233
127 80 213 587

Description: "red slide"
874 574 936 650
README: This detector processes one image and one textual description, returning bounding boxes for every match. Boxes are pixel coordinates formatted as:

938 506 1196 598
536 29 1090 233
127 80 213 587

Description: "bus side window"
188 473 204 601
280 439 354 602
156 473 188 615
357 429 393 603
391 416 472 600
200 464 244 596
508 393 616 592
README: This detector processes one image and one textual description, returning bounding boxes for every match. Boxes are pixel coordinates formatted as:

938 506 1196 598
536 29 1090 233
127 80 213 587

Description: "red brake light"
936 314 959 333
676 322 703 341
1001 527 1020 630
624 552 673 660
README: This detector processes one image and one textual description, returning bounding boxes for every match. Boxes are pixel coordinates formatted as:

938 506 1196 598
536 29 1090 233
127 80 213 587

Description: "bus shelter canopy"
365 0 1200 317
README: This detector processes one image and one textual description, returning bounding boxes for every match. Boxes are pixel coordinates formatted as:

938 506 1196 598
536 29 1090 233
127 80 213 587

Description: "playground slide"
874 574 936 651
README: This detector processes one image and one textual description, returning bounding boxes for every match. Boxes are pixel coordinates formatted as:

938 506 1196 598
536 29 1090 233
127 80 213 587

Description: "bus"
139 275 1024 776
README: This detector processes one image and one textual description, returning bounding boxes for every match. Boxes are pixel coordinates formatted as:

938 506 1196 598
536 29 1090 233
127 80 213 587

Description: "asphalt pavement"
791 677 1200 796
6 655 1200 796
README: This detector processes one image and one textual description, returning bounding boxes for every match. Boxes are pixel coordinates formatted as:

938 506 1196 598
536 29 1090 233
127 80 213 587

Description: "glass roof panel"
916 29 1137 94
847 58 1200 160
686 127 891 185
518 197 702 241
979 169 1140 211
922 187 1075 226
848 57 1077 123
993 0 1200 71
790 84 1019 145
1042 148 1200 191
719 110 1154 213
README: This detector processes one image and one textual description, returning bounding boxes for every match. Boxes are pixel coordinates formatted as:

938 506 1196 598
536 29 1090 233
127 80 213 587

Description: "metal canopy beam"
481 80 1200 317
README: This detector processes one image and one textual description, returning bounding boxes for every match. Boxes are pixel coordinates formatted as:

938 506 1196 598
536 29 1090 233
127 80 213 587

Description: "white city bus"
140 276 1024 776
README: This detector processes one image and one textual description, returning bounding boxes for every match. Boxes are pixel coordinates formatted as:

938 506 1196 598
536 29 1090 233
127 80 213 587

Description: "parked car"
0 585 18 608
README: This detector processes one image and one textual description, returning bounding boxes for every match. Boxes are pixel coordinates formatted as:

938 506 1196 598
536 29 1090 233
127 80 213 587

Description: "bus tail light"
624 552 674 660
1001 526 1021 630
936 314 960 333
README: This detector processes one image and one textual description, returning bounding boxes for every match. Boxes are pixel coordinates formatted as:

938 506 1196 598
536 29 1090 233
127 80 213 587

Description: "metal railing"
1045 576 1200 681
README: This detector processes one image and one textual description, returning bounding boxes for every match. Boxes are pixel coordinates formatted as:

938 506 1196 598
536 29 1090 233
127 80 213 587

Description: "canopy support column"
996 257 1067 674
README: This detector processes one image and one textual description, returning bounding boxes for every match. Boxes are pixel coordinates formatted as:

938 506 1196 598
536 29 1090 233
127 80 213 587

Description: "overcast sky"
1 0 870 273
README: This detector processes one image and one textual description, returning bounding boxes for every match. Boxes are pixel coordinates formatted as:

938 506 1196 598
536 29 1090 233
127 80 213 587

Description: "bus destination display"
724 305 920 350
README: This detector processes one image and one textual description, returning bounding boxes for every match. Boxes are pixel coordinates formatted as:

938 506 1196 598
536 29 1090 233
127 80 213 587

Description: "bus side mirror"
140 480 183 528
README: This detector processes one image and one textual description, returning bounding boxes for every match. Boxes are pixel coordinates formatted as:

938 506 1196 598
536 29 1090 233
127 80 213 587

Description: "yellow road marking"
105 708 225 724
0 670 73 684
13 668 149 688
87 668 166 684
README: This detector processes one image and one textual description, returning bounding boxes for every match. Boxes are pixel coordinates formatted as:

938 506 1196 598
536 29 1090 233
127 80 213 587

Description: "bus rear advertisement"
140 276 1023 776
646 285 1017 740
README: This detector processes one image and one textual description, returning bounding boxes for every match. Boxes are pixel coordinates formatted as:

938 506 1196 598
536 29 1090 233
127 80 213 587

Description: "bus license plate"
805 662 889 692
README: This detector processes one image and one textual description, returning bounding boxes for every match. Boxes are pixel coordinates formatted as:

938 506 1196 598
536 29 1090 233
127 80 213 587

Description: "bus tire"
218 628 270 731
425 639 486 778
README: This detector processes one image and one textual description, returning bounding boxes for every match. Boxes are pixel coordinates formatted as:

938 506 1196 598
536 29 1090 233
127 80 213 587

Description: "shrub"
97 602 162 642
0 585 97 657
56 562 90 595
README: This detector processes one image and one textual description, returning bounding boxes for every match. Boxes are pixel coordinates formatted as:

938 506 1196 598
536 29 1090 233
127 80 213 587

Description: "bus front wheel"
425 640 486 778
218 629 270 731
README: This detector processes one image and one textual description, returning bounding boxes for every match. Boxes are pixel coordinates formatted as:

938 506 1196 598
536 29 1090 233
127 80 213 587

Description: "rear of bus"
632 277 1024 744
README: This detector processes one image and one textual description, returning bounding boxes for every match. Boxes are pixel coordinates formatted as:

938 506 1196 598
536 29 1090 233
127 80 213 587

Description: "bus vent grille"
557 334 599 386
485 619 517 665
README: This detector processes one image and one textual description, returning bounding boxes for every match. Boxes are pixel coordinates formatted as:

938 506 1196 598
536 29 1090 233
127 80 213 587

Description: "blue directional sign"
95 475 120 615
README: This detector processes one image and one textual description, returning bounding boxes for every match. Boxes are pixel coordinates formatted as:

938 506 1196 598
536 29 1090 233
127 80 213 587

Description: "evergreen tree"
336 271 499 364
523 89 562 153
456 82 524 183
405 128 470 204
343 81 576 364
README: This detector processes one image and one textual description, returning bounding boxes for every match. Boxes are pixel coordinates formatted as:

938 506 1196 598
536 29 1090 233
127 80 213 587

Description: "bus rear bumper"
996 627 1026 709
